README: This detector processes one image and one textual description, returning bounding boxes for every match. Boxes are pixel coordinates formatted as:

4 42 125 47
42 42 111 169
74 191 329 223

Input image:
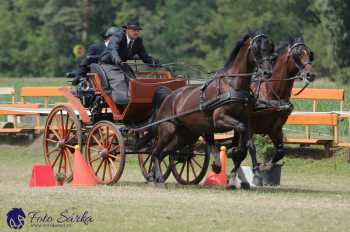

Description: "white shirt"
126 35 134 47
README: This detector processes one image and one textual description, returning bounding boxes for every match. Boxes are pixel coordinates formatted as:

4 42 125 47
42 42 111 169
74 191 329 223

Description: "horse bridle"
255 42 314 99
288 43 313 75
249 34 273 76
287 42 314 95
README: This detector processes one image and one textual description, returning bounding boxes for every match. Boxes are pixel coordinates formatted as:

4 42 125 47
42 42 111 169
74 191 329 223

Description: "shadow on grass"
113 181 350 196
284 146 331 160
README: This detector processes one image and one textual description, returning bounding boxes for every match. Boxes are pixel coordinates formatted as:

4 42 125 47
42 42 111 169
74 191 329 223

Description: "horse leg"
268 128 285 165
227 123 249 189
240 121 255 189
204 133 221 174
149 122 176 184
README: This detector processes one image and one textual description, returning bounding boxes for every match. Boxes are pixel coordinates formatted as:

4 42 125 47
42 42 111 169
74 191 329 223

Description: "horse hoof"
240 182 251 190
211 163 221 174
253 175 263 186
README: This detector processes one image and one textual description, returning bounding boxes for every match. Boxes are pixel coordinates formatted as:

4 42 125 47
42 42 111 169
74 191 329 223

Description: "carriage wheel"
138 154 172 182
170 141 210 185
43 105 82 182
85 121 125 185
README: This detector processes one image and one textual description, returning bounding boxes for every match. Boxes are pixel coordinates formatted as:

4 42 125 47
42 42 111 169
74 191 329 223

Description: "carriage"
43 63 211 185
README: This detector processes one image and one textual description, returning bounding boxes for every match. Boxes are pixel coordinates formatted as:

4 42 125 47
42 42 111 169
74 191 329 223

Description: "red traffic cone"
72 145 97 186
29 164 57 187
203 146 227 187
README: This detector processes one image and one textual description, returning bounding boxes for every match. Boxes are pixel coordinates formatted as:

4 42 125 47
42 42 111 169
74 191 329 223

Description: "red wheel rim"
85 121 125 185
43 105 81 182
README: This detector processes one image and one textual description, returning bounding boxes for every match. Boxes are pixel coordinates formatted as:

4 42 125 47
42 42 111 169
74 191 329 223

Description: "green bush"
335 67 350 84
254 135 275 163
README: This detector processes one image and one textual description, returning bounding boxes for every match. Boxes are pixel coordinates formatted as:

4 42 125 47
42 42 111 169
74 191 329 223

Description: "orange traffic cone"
72 145 97 186
203 146 227 187
29 164 57 187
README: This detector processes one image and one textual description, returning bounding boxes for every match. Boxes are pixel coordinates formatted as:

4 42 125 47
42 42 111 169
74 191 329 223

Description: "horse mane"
223 31 258 71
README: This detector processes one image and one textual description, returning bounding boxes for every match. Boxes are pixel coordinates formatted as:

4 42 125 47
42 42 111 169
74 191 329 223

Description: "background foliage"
0 0 349 82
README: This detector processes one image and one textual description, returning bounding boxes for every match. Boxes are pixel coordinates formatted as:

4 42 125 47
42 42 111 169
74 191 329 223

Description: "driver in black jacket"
99 20 160 105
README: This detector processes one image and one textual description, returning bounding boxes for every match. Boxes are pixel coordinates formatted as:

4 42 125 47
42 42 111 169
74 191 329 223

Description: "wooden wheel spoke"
62 150 67 176
88 147 101 153
92 134 104 149
47 147 59 156
106 160 113 181
52 150 61 167
54 113 63 137
102 160 107 181
49 127 61 140
64 144 76 149
186 161 190 182
109 144 120 153
46 138 59 144
58 150 64 173
189 160 197 179
147 158 153 173
178 162 186 177
64 112 70 136
98 128 104 146
64 148 74 175
95 159 104 175
107 134 116 149
105 127 109 147
65 135 76 144
161 159 169 169
108 158 118 173
108 154 120 160
90 156 101 164
60 110 65 137
191 157 203 169
142 155 151 169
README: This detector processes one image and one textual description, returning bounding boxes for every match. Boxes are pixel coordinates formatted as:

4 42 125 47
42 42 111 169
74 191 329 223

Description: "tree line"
0 0 349 82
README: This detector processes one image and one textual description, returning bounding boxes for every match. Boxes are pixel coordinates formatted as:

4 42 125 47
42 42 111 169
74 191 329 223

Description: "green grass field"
1 77 350 231
0 136 350 232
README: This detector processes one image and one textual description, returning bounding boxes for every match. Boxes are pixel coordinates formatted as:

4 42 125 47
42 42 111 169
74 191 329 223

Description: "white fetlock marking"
237 167 249 184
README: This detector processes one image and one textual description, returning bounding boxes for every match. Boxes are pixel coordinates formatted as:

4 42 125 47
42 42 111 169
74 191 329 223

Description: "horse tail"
135 86 172 148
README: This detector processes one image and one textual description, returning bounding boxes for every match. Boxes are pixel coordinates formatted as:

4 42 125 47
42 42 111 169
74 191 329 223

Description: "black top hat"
122 20 142 30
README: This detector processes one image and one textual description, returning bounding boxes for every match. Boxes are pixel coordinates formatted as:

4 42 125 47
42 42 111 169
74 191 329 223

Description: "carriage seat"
90 63 111 93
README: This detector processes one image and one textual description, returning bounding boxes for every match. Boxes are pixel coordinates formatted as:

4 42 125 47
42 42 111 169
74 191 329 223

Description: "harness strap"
131 89 254 132
201 89 254 111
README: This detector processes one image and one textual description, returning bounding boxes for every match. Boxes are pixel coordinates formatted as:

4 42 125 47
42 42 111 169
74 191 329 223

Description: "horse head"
249 33 275 80
287 37 316 85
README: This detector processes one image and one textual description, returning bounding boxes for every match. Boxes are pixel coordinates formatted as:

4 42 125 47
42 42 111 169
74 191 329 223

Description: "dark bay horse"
231 37 315 184
146 32 275 187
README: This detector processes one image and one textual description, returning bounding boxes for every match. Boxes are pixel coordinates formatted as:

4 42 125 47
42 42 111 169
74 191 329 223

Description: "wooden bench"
0 87 16 103
0 103 41 137
20 86 68 107
285 88 345 153
285 113 339 154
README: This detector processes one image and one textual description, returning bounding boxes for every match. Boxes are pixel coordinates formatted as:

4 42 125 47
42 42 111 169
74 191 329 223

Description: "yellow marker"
73 44 86 58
